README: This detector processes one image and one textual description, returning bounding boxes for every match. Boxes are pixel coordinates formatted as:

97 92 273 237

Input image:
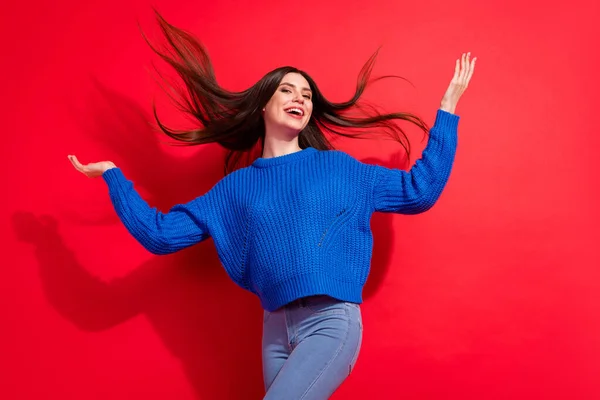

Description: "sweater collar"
252 147 317 168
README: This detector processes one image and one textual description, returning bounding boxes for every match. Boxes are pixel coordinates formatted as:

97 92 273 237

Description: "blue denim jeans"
262 295 363 399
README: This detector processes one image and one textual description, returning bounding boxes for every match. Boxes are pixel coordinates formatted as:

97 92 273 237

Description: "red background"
2 0 599 398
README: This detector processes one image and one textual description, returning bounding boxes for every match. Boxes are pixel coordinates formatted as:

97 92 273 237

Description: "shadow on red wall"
11 77 403 398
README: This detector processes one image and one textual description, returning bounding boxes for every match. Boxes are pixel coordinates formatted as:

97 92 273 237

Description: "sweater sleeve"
101 168 214 255
370 109 459 214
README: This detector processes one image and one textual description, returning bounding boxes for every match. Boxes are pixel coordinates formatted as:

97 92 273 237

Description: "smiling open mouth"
285 107 304 117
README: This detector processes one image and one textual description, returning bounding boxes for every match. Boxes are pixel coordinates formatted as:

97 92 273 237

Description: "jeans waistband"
288 295 335 308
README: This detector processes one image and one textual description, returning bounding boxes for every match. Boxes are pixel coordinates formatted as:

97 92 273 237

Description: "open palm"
68 155 116 178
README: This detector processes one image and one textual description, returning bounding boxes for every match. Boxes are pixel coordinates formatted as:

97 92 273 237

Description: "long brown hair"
142 11 429 175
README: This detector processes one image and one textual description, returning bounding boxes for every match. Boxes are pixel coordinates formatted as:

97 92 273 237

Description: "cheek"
263 104 280 121
306 104 314 119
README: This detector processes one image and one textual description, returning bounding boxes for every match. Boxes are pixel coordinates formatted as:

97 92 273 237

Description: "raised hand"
440 52 476 114
68 155 116 178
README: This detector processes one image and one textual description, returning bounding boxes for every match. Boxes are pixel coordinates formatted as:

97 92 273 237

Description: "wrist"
440 101 456 114
103 162 117 172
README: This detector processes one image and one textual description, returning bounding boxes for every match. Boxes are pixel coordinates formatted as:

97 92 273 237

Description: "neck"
261 131 302 159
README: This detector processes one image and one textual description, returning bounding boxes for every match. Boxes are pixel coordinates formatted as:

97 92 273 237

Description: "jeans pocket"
348 339 362 375
348 308 363 375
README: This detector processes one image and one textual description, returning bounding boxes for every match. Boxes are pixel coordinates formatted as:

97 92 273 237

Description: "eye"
281 88 291 93
303 94 311 100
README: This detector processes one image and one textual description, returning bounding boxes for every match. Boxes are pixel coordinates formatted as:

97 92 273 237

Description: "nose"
293 92 304 104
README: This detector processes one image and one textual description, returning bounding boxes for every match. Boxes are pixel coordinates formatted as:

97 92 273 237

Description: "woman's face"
263 72 313 137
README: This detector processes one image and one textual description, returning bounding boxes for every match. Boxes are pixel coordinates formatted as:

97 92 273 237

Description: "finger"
466 57 476 83
459 53 467 80
453 58 460 80
463 52 472 83
67 155 81 169
465 52 471 80
68 155 86 173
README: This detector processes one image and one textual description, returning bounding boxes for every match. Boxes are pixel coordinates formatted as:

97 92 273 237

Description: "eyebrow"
279 82 312 92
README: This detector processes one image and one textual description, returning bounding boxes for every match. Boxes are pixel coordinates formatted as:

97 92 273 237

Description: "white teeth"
286 108 304 116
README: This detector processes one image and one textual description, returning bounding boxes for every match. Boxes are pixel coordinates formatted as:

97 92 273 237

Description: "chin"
282 122 306 135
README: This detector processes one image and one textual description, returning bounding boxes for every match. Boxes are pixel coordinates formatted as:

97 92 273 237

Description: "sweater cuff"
433 109 460 133
102 167 127 189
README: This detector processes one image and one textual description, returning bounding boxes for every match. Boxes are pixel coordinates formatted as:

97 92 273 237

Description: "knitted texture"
102 109 459 311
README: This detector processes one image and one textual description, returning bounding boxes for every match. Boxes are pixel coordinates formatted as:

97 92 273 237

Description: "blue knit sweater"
102 109 459 311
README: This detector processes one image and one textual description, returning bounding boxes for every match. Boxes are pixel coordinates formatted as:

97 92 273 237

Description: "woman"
68 13 475 400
